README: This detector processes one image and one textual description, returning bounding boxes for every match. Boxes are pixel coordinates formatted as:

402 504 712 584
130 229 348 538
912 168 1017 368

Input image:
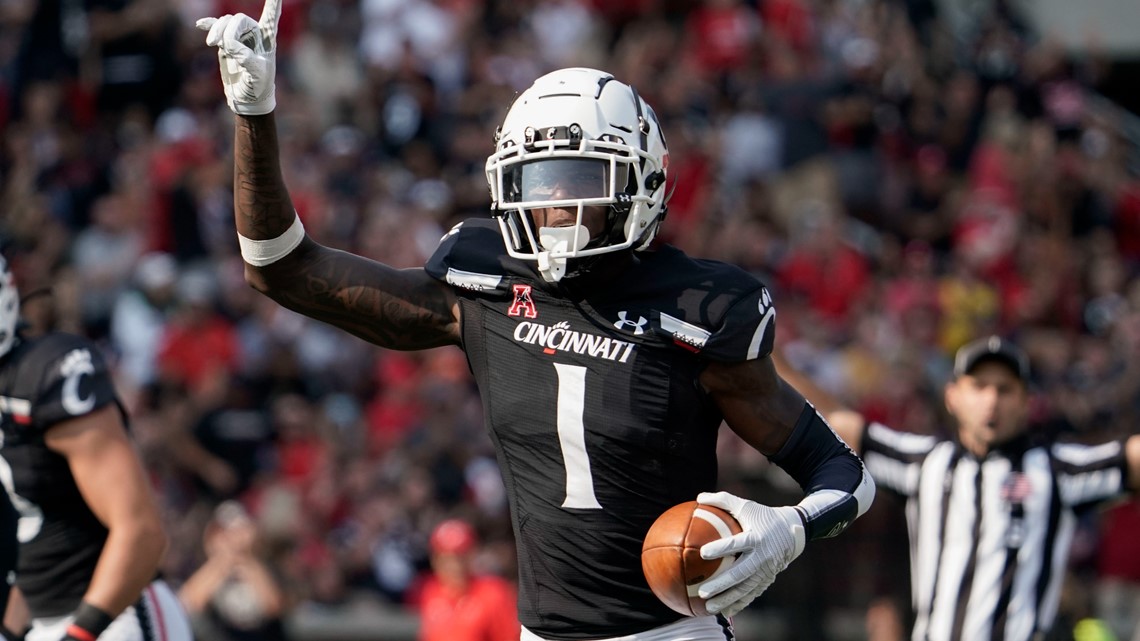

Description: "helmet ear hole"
644 170 666 193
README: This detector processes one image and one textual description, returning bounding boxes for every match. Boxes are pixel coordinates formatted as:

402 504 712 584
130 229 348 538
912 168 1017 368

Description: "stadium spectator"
408 518 518 641
180 500 288 641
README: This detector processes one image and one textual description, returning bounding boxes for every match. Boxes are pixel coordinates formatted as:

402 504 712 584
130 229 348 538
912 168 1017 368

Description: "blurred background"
2 0 1140 639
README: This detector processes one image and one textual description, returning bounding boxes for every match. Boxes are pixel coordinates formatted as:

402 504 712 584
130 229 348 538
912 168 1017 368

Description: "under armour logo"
824 520 849 538
614 311 648 335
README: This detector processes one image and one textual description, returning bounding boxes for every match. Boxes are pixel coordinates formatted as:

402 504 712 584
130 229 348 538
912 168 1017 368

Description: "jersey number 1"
553 363 602 509
0 454 44 542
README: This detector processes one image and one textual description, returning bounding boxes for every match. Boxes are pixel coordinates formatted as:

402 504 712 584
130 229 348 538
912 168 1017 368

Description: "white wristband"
238 213 305 266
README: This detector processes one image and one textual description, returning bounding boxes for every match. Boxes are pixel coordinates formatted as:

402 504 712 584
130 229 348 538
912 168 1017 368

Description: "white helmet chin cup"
0 256 19 358
486 67 670 281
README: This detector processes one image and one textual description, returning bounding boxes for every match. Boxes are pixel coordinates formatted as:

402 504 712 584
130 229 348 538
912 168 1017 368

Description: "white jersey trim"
26 580 193 641
445 267 503 292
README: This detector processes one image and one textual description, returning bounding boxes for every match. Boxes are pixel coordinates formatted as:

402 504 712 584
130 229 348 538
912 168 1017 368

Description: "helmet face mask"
0 255 18 358
486 68 669 282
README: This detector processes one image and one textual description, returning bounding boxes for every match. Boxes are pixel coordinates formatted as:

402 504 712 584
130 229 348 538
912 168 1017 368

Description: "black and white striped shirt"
863 422 1130 641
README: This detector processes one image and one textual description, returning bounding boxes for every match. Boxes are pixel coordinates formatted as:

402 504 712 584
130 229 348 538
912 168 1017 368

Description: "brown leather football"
641 500 742 617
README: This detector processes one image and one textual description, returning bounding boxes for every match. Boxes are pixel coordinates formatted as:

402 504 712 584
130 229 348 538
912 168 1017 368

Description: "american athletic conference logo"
613 311 648 335
508 284 538 318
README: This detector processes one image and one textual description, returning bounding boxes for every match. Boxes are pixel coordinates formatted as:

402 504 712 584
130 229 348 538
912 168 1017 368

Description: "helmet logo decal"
508 284 538 319
613 311 647 335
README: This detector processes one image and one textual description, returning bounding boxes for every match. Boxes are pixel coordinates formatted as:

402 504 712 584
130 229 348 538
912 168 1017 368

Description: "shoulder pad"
14 333 119 430
637 251 776 362
701 279 776 362
425 219 512 294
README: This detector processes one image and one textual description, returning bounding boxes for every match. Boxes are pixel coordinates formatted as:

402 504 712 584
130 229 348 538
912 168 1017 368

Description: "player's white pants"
521 615 734 641
26 580 192 641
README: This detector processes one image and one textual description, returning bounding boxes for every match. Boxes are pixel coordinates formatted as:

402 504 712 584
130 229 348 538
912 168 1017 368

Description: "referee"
777 336 1140 641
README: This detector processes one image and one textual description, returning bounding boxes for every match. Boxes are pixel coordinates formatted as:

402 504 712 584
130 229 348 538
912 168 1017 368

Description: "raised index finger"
258 0 283 49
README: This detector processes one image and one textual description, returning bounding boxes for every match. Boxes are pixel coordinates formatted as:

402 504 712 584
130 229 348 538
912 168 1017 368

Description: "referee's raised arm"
771 347 868 453
1127 435 1140 491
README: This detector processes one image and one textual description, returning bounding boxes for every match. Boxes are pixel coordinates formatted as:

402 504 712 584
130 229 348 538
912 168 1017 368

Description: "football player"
200 3 875 638
0 254 193 641
1 491 17 640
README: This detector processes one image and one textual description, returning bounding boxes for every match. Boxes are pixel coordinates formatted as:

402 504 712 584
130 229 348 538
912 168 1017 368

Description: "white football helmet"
0 255 18 358
486 68 670 282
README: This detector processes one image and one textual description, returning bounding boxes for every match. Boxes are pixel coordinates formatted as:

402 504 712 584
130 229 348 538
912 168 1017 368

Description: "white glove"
196 0 282 115
696 491 806 618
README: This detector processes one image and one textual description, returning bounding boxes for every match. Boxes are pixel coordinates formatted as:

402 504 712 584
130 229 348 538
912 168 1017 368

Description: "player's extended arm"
771 349 867 452
696 356 875 617
199 2 460 350
45 405 167 640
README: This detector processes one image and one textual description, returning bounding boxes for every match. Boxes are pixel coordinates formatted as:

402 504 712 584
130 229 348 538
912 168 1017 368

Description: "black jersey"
0 333 122 618
426 219 776 639
0 489 15 618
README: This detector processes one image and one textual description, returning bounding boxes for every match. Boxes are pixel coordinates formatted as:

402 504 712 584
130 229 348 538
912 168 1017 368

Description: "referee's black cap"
953 335 1030 381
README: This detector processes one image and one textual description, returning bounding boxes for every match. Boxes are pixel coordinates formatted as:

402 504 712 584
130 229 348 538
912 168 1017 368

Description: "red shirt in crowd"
157 315 240 390
684 3 760 73
777 245 871 325
417 575 519 641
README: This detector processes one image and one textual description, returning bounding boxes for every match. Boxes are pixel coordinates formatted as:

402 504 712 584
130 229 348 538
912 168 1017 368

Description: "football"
641 500 742 617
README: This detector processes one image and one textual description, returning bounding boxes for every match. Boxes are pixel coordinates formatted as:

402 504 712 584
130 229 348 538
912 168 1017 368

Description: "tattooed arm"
233 114 461 350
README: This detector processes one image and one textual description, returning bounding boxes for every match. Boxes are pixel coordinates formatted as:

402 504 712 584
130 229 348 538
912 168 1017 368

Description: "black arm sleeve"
769 404 876 541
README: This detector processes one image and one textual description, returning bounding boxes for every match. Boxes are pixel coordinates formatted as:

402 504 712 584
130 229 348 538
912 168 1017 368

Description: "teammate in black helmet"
0 254 193 641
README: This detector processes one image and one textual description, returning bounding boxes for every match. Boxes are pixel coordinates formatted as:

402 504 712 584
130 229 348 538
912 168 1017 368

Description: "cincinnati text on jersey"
513 321 637 363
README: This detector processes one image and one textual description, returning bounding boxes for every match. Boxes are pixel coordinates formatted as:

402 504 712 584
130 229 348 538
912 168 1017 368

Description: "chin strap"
536 225 589 282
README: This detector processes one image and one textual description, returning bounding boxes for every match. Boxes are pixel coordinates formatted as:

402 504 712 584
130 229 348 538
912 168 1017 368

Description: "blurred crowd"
3 0 1140 639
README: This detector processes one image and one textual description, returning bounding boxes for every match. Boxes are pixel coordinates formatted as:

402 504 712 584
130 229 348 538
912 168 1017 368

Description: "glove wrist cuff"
231 95 276 116
776 506 807 559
